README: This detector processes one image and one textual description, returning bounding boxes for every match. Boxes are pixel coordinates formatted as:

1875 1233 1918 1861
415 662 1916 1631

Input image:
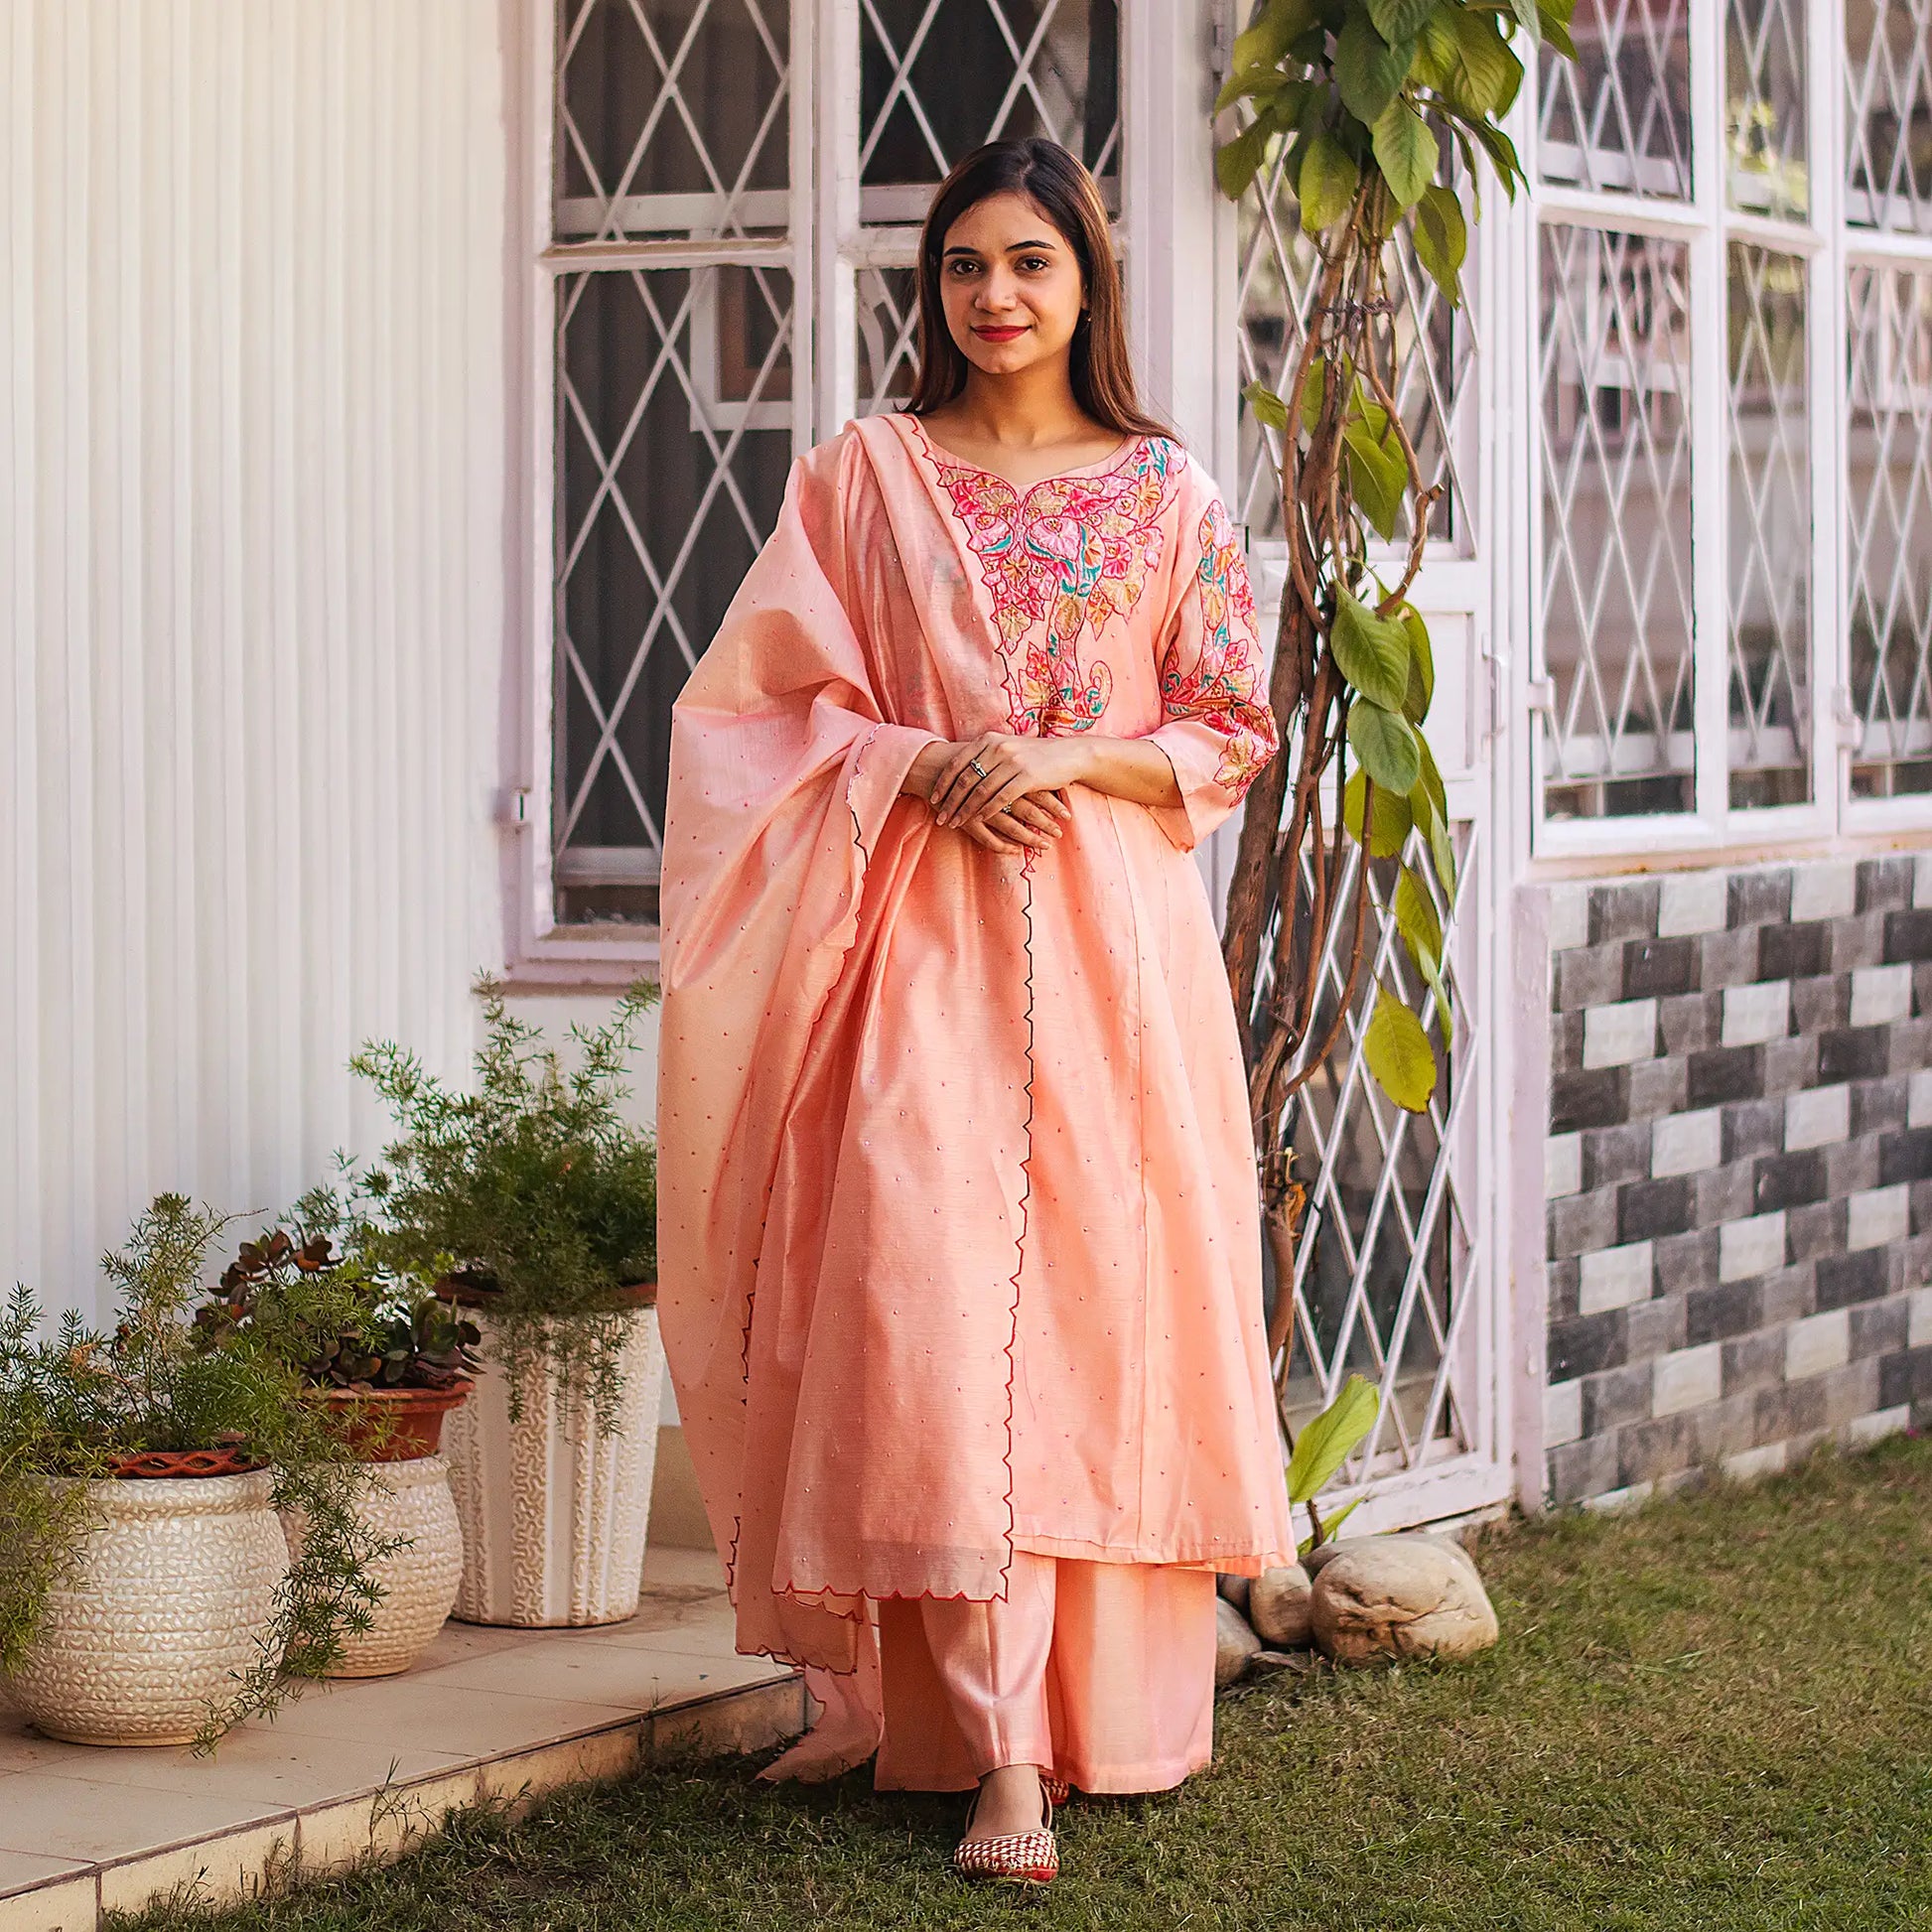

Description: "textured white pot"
10 1469 289 1746
283 1454 464 1677
443 1303 663 1626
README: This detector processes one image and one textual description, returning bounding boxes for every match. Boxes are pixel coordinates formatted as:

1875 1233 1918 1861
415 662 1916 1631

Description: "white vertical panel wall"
1 1 507 1319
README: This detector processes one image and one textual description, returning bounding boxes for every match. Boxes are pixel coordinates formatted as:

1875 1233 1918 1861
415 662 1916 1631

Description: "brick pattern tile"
1544 857 1932 1505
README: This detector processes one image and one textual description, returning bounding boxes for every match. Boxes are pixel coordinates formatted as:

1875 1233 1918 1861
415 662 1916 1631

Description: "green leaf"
1300 130 1361 232
1444 8 1518 117
1285 1372 1380 1504
1368 0 1439 39
1330 586 1412 711
1343 429 1407 539
1371 95 1436 209
1343 768 1414 857
1335 11 1415 125
1363 988 1438 1111
1401 607 1434 722
1506 0 1542 42
1215 63 1291 116
1414 7 1460 88
1244 380 1291 433
1215 119 1271 201
1416 938 1453 1044
1394 865 1444 970
1411 182 1467 307
1449 102 1526 197
1539 0 1578 61
1348 698 1422 794
1408 755 1456 896
1231 0 1319 74
1300 1495 1366 1556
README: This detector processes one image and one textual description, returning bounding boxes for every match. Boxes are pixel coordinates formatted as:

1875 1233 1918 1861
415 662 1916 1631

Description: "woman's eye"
1018 256 1049 272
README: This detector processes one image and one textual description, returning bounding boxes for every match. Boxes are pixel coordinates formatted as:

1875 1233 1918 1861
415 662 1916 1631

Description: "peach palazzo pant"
870 1552 1218 1794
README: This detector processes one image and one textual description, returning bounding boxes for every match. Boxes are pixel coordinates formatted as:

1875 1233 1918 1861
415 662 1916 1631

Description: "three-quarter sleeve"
1145 492 1279 852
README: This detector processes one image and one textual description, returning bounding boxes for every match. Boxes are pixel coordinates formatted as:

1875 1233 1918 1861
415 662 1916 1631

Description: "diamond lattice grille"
1274 830 1482 1482
855 266 922 416
1849 263 1932 796
1727 243 1811 807
556 0 790 238
1847 0 1932 232
554 265 794 921
1540 224 1696 820
1539 0 1693 200
858 0 1119 224
1727 0 1808 217
1234 124 1476 551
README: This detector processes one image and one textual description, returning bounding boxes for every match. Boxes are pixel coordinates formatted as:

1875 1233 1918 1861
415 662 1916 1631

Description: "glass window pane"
858 0 1119 225
1539 225 1695 821
1848 264 1932 797
553 265 794 923
1234 129 1474 551
1726 0 1808 218
1539 0 1693 201
1727 245 1810 809
555 0 789 238
1846 0 1932 232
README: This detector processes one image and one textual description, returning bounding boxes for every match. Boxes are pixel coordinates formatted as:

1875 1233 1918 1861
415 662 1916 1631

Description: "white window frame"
1525 0 1871 862
503 0 1225 983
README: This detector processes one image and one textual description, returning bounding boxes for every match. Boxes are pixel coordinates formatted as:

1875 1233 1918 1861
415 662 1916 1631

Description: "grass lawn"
121 1435 1932 1931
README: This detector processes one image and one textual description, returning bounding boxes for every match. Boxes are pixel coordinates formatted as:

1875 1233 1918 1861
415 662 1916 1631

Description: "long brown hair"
901 139 1170 440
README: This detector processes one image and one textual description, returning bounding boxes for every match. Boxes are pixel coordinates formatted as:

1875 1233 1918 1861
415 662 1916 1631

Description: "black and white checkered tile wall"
1544 855 1932 1507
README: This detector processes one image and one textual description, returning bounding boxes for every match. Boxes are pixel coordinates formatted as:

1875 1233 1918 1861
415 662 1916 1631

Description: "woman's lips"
973 325 1028 341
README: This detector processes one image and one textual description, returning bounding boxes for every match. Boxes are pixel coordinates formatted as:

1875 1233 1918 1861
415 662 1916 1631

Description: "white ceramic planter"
10 1469 289 1746
443 1303 663 1626
283 1454 464 1677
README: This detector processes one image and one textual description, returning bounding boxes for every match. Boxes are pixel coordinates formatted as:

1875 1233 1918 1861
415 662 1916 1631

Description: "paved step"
0 1550 801 1931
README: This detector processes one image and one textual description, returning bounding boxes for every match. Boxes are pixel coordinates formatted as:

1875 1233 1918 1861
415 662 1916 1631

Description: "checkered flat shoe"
1042 1776 1071 1808
951 1780 1059 1886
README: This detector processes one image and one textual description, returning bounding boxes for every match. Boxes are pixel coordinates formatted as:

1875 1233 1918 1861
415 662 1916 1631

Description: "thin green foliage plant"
0 1195 396 1748
1213 0 1573 1427
348 978 659 1431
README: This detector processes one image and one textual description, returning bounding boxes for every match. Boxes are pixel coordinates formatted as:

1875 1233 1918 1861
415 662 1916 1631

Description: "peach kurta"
656 412 1294 1685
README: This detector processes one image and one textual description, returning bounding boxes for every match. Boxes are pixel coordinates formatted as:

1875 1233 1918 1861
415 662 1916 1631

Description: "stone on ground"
1246 1564 1313 1647
1216 1572 1252 1616
1309 1532 1498 1665
1214 1594 1261 1686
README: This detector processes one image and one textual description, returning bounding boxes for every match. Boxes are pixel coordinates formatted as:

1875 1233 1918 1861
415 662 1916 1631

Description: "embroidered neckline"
904 413 1144 499
903 415 1181 737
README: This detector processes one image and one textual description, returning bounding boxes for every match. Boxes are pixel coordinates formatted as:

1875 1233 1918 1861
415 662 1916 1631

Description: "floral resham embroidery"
1160 498 1279 795
922 432 1178 735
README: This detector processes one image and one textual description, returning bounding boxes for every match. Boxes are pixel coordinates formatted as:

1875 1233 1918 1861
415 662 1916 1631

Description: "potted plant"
347 978 664 1627
0 1196 389 1748
193 1222 482 1676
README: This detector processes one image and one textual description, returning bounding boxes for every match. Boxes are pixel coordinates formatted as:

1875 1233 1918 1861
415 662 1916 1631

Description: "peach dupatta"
656 416 1293 1686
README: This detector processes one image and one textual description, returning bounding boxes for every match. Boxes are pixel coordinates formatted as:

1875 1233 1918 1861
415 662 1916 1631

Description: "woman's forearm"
1055 734 1182 810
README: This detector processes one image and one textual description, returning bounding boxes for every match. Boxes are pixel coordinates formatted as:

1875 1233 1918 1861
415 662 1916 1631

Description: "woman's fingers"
928 736 1003 819
937 759 1013 828
1004 796 1062 837
960 817 1026 855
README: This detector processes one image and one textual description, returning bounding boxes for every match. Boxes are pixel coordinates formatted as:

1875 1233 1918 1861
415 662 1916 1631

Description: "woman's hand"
927 734 1088 837
903 737 1074 855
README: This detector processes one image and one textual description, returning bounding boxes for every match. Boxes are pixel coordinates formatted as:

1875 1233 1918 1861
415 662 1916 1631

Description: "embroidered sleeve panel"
1159 496 1279 797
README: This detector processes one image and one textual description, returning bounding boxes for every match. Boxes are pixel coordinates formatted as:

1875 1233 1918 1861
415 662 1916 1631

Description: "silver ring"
968 758 989 779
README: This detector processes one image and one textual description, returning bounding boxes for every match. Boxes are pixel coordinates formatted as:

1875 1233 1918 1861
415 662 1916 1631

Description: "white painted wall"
2 0 509 1319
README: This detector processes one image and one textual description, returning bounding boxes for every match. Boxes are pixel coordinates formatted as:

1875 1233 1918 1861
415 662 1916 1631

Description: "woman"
656 137 1293 1886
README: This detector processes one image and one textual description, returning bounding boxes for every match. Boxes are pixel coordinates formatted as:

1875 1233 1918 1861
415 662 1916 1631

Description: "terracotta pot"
442 1297 663 1627
10 1470 289 1746
321 1380 475 1461
105 1445 265 1479
283 1455 464 1677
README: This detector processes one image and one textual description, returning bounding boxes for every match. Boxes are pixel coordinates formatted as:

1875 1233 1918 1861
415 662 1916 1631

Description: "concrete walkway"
0 1549 802 1931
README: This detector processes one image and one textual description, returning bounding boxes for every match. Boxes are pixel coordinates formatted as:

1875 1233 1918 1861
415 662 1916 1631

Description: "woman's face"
937 191 1086 383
